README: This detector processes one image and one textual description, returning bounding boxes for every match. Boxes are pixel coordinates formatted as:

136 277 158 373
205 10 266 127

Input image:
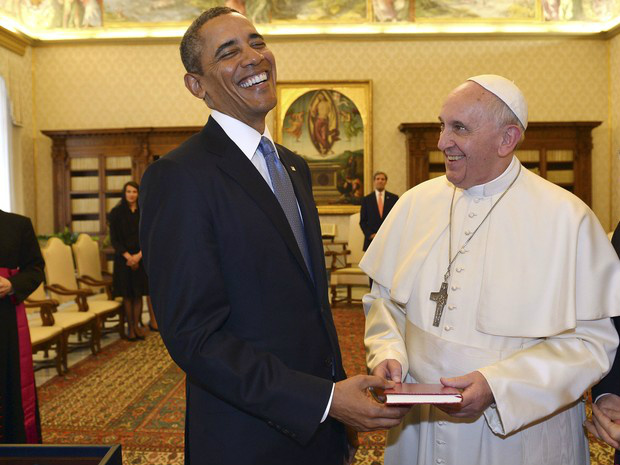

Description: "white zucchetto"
467 74 528 130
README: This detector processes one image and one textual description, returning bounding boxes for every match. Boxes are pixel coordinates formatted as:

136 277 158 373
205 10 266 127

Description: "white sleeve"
363 282 410 381
478 317 618 435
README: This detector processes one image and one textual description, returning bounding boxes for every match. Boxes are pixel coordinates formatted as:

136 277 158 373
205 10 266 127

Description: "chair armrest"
25 297 60 307
25 298 59 326
78 275 112 287
45 284 93 311
45 283 93 297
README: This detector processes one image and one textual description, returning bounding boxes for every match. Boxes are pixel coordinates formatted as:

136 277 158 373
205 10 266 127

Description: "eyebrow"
214 33 265 58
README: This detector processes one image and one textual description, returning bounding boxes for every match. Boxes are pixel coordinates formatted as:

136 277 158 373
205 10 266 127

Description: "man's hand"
0 276 12 298
585 394 620 449
437 371 494 418
371 359 403 382
329 375 410 431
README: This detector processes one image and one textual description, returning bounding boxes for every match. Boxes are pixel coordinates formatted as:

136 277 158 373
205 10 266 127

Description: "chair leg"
91 319 100 354
61 332 69 373
54 336 63 376
331 284 338 307
346 285 352 304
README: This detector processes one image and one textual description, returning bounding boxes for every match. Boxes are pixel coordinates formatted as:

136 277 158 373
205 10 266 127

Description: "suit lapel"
206 119 314 287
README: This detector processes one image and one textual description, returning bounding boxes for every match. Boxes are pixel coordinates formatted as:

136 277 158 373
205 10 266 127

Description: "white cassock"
361 156 620 465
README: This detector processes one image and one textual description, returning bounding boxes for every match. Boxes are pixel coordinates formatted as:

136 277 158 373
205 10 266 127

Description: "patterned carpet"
38 305 614 465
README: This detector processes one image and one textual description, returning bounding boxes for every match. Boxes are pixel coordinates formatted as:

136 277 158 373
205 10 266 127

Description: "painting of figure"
542 0 620 21
276 83 371 213
416 0 536 19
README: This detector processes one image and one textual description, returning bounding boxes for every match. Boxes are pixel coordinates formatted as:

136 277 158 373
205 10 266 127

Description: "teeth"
447 155 464 161
240 72 268 88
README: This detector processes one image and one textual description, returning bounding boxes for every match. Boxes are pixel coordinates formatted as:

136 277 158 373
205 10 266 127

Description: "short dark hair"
180 7 239 75
373 171 388 181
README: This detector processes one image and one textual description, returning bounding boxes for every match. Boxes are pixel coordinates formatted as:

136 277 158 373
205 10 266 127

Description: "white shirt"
210 110 334 423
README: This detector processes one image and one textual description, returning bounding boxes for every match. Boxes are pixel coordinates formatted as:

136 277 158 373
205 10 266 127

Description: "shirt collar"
465 156 520 198
211 110 275 161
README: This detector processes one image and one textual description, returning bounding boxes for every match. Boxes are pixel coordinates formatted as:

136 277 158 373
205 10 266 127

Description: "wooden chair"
72 233 124 338
25 283 93 374
40 237 104 352
23 284 64 376
328 212 369 306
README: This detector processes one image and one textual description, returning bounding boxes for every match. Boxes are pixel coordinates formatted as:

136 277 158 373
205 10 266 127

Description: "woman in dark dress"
108 181 157 340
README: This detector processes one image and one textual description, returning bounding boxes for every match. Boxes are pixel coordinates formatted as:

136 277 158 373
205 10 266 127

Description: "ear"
497 125 522 158
184 73 208 101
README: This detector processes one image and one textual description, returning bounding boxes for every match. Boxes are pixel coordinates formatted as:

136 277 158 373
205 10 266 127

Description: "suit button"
324 357 333 367
267 420 274 426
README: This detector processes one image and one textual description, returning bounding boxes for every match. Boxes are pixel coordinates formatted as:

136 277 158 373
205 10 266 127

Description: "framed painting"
275 81 372 214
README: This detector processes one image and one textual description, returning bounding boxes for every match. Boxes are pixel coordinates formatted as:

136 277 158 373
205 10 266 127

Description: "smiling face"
184 13 277 133
438 82 514 189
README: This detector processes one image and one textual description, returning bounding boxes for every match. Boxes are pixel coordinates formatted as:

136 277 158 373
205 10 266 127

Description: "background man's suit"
359 190 398 251
139 117 347 465
592 222 620 399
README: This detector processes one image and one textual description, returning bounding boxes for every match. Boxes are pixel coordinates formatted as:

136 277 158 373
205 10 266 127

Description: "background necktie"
378 191 384 218
258 137 313 277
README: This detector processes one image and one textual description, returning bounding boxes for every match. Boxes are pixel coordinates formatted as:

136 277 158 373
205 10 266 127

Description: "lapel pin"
290 166 297 172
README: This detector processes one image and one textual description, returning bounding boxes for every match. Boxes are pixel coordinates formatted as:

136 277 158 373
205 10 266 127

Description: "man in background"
139 7 409 465
359 171 398 252
361 74 620 465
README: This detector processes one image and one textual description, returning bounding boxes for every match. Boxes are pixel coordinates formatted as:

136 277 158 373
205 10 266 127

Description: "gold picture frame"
275 80 372 215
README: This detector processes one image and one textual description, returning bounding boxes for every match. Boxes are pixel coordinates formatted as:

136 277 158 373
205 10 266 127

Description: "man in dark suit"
586 222 620 455
0 210 45 444
359 171 398 251
139 7 409 465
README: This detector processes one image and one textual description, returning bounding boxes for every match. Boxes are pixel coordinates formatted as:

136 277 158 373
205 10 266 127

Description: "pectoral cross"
430 281 448 327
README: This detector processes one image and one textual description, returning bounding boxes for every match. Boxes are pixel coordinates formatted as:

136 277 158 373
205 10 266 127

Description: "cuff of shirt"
321 383 335 423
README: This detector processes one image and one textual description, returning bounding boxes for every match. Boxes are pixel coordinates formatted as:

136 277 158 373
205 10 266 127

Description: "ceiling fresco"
0 0 618 39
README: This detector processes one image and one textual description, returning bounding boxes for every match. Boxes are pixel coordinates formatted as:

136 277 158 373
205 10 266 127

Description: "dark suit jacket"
139 117 346 465
592 222 620 399
359 190 398 251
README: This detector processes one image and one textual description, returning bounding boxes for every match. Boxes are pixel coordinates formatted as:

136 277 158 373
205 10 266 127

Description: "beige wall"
0 45 34 222
31 37 613 235
1 35 607 235
610 33 620 231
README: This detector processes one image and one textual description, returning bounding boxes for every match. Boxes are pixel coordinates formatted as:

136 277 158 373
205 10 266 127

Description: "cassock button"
444 325 453 331
448 305 456 311
436 459 445 464
464 230 472 235
438 421 446 426
468 212 477 218
436 439 446 445
474 198 481 203
456 267 463 272
451 285 459 291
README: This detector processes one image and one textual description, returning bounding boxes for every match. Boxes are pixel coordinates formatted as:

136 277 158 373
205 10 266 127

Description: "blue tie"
258 137 313 277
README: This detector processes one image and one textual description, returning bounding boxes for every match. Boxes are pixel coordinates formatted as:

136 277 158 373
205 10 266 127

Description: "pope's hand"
371 359 403 383
0 276 12 298
329 375 410 431
585 394 620 449
438 371 494 418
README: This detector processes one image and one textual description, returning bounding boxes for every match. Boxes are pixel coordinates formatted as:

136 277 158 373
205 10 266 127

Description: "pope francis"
361 74 620 465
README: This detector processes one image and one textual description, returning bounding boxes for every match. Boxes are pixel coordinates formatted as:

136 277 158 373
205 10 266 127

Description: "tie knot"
259 137 276 161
